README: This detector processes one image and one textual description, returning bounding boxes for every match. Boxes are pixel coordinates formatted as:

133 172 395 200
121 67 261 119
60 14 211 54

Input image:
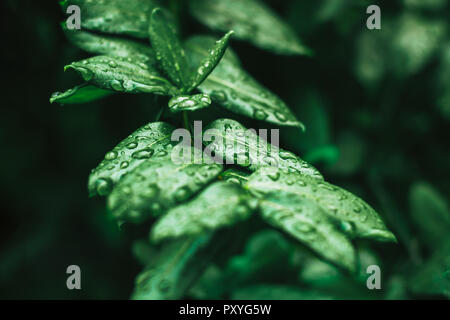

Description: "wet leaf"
50 83 113 104
188 0 311 55
60 0 159 38
204 119 322 179
247 167 397 243
151 182 255 242
107 149 223 223
88 122 175 197
257 191 357 272
149 8 191 90
168 94 211 113
62 25 156 62
65 55 179 95
185 35 242 66
187 31 234 92
185 38 304 127
132 234 220 300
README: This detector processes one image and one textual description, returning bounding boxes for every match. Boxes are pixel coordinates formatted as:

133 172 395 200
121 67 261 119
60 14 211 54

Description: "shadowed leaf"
50 83 113 104
189 0 312 55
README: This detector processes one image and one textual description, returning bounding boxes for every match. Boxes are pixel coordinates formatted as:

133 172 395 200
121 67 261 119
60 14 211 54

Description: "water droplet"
297 180 307 187
132 148 154 159
293 222 314 233
262 156 278 167
108 60 117 68
254 109 268 120
105 151 118 160
174 186 190 202
268 170 280 181
96 178 112 196
210 90 227 103
126 142 138 149
274 111 287 122
120 161 129 169
110 80 123 91
142 184 159 198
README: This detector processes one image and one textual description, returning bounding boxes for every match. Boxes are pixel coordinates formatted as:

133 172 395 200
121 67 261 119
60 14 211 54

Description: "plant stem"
183 111 190 132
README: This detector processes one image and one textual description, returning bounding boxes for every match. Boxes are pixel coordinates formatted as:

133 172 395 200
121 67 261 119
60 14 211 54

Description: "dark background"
0 0 449 299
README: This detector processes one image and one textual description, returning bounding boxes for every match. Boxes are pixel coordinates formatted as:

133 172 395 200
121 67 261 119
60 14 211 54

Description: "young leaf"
62 25 156 62
186 31 234 93
204 119 323 180
107 149 223 223
258 191 357 272
186 35 242 66
132 234 219 300
151 182 256 242
65 55 179 95
247 167 397 243
60 0 159 38
149 8 191 90
50 84 113 104
88 122 175 197
188 0 312 55
168 94 211 113
185 38 304 128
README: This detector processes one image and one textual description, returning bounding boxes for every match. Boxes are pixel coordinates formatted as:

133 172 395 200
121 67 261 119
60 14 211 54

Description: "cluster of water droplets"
168 94 211 112
247 167 389 239
88 122 175 197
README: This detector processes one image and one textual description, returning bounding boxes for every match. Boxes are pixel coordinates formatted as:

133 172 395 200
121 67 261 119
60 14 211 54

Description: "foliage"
2 0 447 299
51 0 401 299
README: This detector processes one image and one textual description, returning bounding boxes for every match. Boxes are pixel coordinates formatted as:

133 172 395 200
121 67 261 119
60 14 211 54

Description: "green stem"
183 111 190 132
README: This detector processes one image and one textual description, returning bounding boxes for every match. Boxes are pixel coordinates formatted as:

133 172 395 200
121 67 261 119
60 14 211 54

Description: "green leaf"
204 119 323 180
88 122 175 197
186 31 234 93
219 168 250 186
223 230 295 290
149 8 191 90
188 0 312 55
185 38 304 128
257 191 357 272
62 25 156 62
247 167 397 243
65 55 179 95
60 0 159 38
185 35 242 66
107 149 223 223
168 94 211 113
409 182 450 249
50 83 113 104
151 182 256 242
132 234 219 300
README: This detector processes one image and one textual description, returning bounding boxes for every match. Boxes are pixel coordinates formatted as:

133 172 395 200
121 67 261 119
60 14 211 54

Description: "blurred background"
0 0 448 299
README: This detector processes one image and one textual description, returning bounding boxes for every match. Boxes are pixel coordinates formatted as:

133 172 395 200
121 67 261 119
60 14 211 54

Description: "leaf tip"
363 229 398 243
